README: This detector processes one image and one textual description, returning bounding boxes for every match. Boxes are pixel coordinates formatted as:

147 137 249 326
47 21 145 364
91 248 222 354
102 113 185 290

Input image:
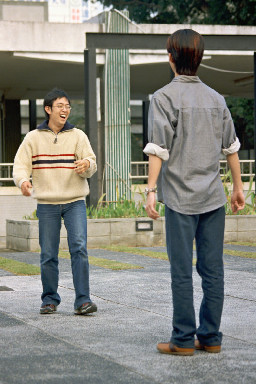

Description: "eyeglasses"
52 104 72 111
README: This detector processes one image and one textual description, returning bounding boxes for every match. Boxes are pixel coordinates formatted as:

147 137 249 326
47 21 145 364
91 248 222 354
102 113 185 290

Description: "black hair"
43 88 71 119
166 29 204 76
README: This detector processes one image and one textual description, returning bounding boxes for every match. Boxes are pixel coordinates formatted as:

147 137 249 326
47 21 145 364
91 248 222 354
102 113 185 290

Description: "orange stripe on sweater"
32 166 76 170
32 154 75 158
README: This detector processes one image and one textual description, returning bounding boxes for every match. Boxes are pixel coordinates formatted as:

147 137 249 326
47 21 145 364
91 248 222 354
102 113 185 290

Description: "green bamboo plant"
23 170 255 220
221 168 256 215
86 187 165 219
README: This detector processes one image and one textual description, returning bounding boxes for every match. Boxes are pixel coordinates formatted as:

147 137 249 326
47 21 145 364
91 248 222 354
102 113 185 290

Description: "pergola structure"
84 31 256 204
0 15 255 200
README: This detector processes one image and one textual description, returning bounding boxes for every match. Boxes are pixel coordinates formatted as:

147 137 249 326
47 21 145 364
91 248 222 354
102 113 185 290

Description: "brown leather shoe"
157 342 195 356
195 339 221 353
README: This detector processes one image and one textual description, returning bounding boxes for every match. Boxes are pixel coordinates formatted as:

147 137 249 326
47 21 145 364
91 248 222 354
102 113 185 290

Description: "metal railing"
0 163 14 183
130 160 255 182
0 160 255 183
219 160 254 181
130 161 149 181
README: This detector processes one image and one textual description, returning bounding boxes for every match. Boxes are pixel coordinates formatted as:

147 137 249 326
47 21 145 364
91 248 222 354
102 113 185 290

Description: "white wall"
0 1 48 22
0 187 37 241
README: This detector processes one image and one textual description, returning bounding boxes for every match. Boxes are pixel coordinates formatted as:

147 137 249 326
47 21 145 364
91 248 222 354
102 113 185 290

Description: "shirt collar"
37 120 75 131
172 75 201 84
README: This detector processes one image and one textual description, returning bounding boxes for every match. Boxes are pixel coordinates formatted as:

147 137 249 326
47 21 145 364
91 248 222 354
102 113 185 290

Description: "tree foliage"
97 0 255 151
98 0 256 25
225 97 254 149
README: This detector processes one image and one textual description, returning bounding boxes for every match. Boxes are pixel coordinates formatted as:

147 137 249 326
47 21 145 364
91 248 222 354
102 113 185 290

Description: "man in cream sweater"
13 88 97 315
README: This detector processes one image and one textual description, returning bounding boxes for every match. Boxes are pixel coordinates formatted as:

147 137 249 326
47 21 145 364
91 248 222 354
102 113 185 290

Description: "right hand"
231 190 245 214
21 181 33 196
145 192 160 220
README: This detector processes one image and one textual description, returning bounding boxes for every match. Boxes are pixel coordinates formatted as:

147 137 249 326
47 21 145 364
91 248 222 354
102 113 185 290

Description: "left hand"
74 159 90 174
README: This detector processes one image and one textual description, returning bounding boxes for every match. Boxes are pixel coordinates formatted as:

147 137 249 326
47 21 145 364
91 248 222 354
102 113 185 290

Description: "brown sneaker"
157 342 195 356
195 339 221 353
74 302 97 315
40 304 57 315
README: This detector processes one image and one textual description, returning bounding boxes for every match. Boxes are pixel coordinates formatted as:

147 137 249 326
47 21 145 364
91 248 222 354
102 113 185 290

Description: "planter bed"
6 215 256 252
6 217 166 252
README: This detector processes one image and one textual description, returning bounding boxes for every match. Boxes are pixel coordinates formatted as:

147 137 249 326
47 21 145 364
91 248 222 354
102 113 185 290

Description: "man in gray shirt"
144 29 245 356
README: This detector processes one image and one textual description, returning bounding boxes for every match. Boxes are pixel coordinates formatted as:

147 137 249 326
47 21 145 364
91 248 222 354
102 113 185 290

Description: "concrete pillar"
0 98 4 162
29 100 37 131
3 100 21 162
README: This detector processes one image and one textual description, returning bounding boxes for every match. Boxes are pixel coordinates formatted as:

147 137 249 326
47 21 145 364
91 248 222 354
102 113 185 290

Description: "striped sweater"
13 121 97 204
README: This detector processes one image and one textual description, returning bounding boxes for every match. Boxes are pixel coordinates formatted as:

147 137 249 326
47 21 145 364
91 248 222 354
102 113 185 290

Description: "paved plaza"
0 244 256 384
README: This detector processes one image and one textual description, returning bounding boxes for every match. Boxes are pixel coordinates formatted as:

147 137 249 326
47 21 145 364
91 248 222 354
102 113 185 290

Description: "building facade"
6 0 103 22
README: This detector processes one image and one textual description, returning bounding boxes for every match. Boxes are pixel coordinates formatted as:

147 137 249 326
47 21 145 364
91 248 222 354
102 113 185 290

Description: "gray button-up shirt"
144 75 240 215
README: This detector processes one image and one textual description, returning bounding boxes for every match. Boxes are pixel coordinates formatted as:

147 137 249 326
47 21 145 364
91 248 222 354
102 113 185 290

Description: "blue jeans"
165 205 225 348
37 200 91 309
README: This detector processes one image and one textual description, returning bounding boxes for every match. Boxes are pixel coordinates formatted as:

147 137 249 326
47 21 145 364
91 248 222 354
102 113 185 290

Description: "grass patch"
223 249 256 259
89 256 143 270
0 257 40 275
226 241 256 248
193 243 256 259
102 245 256 263
101 245 197 265
223 242 256 259
101 245 169 260
58 250 142 270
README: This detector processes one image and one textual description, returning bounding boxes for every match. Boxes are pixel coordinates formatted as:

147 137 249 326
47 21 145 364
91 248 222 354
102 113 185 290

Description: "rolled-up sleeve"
143 96 175 161
143 142 169 161
222 106 240 155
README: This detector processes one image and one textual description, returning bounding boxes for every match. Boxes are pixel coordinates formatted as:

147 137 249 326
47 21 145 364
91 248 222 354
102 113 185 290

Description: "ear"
168 53 174 63
45 105 51 115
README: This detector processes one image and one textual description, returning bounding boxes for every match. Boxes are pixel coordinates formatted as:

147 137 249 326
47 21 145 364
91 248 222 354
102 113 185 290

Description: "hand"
231 190 245 214
145 192 160 220
74 159 90 174
21 181 33 196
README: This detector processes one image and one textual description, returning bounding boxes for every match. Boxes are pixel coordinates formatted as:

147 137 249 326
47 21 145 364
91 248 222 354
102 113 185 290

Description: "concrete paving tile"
0 313 154 384
0 246 256 384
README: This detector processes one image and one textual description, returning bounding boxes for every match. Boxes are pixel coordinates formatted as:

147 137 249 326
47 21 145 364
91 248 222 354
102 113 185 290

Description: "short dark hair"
166 29 204 76
43 88 71 119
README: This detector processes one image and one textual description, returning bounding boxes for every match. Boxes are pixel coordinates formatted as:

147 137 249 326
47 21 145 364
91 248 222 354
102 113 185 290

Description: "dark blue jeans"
165 205 225 348
37 200 91 309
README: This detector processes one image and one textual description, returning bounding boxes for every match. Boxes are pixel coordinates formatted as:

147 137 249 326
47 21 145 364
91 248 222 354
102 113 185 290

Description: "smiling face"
45 97 71 133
